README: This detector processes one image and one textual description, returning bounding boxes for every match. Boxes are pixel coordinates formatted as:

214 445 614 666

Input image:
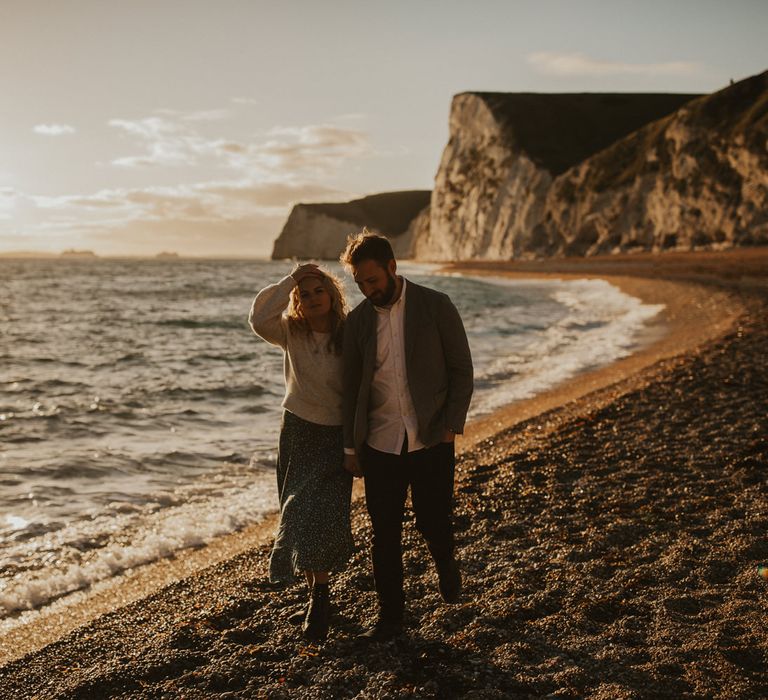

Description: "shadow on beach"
1 250 767 699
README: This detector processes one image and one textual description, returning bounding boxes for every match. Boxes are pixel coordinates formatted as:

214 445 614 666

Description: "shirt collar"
374 276 407 313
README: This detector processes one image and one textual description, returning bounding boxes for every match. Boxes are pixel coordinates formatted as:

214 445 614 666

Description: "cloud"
108 113 372 177
0 188 17 220
2 212 286 257
7 177 355 256
527 51 700 77
156 108 231 122
22 177 350 257
32 191 131 212
19 184 317 257
213 141 247 155
203 181 348 208
30 180 351 223
81 214 287 257
109 117 196 167
12 111 371 256
109 115 245 167
33 123 76 136
257 125 370 171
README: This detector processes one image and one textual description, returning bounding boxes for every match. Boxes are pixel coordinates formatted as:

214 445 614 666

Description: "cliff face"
271 191 430 260
271 207 355 260
541 72 768 256
421 91 700 259
415 96 551 259
418 71 768 259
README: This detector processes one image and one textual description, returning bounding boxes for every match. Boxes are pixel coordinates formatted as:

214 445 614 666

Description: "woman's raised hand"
291 263 323 283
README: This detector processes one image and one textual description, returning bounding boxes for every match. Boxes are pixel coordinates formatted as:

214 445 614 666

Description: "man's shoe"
302 583 330 642
357 616 404 642
437 558 462 603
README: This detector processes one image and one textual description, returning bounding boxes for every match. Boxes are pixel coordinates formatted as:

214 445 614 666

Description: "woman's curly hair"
286 268 347 354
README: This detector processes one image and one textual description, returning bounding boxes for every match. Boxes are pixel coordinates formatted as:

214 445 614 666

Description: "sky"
1 0 766 258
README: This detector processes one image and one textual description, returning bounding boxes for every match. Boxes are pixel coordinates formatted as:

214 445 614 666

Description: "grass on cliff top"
577 69 768 193
466 91 698 176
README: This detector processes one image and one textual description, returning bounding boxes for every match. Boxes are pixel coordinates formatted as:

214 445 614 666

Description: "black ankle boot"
287 605 307 625
357 614 404 641
302 583 330 642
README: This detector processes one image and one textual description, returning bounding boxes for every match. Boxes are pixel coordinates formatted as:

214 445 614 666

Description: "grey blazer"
343 279 474 456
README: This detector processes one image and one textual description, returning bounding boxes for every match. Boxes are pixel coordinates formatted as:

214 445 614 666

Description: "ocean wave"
25 357 87 367
187 352 259 363
22 459 137 482
0 434 45 443
158 384 269 401
116 352 146 363
240 405 269 414
1 260 666 618
0 477 276 616
154 318 247 330
468 278 663 415
140 450 222 468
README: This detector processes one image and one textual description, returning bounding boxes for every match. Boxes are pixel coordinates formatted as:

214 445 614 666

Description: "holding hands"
343 452 363 478
291 263 324 284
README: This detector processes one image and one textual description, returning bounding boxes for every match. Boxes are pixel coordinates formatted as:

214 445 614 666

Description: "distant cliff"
415 70 768 259
271 191 430 260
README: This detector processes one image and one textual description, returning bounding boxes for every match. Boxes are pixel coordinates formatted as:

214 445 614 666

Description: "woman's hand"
291 263 323 284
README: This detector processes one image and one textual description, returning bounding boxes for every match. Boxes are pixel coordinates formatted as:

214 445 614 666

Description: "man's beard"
369 273 397 307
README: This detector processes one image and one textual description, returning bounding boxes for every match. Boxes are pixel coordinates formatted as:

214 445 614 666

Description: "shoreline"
457 271 741 451
1 248 765 696
0 250 753 667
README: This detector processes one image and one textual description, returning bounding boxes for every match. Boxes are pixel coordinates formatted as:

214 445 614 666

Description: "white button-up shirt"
367 279 425 455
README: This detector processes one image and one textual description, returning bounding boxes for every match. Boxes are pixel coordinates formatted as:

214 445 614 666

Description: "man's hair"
339 228 395 270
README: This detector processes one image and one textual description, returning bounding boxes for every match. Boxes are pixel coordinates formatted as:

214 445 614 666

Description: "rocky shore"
1 250 766 699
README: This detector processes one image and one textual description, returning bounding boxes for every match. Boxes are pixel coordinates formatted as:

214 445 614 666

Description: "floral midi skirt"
268 410 354 583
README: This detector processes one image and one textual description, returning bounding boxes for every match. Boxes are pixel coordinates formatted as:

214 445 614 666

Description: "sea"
0 258 664 617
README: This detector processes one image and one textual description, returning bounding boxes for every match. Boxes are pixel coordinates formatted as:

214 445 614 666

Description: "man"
340 231 474 641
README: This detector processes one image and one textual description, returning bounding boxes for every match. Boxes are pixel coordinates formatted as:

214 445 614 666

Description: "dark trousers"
363 440 456 620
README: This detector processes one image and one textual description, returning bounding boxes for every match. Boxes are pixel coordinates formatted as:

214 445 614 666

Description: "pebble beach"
1 249 766 699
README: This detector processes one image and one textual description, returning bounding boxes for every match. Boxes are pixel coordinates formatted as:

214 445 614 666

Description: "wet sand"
1 248 766 698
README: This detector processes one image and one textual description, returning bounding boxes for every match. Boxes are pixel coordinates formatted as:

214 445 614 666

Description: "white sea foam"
0 260 665 617
0 473 275 616
467 277 664 416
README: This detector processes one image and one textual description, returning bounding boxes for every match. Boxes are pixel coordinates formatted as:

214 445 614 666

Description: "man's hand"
344 452 363 478
291 263 323 284
442 428 456 443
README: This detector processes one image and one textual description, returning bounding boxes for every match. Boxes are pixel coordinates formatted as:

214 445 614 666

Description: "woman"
248 263 353 642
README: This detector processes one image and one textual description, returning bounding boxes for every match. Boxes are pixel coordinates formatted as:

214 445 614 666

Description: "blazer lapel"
404 280 423 366
359 300 377 366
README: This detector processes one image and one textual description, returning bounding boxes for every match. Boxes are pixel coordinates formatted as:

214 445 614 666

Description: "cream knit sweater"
248 276 343 426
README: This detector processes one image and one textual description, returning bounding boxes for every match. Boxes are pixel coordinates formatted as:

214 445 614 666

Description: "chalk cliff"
417 70 768 259
541 71 768 256
420 92 699 259
270 72 767 262
271 191 430 260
